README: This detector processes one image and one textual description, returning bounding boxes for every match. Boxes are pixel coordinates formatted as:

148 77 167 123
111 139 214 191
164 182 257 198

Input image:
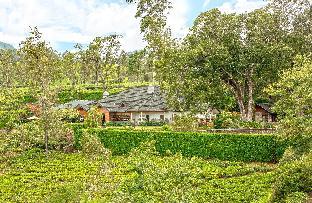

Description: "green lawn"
0 147 277 203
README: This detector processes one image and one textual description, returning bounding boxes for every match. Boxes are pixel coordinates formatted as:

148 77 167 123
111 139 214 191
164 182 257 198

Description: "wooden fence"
202 128 276 134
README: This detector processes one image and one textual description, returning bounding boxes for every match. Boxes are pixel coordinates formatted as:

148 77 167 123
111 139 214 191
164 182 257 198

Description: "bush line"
72 124 287 162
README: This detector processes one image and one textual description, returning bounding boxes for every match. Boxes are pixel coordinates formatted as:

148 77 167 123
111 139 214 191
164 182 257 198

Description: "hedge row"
72 125 287 162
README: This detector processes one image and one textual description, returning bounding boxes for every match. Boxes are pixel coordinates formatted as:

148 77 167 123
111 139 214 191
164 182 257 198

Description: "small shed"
255 103 277 123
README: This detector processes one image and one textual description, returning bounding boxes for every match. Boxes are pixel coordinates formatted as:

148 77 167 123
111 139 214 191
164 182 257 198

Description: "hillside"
0 41 15 50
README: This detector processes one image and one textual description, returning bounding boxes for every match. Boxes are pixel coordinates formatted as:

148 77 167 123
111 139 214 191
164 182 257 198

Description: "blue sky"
0 0 267 52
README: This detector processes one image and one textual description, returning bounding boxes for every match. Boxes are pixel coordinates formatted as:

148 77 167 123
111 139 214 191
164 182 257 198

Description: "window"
146 115 150 121
160 115 165 120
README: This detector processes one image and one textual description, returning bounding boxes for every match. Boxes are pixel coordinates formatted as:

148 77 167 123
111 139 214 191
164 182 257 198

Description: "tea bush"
0 143 277 202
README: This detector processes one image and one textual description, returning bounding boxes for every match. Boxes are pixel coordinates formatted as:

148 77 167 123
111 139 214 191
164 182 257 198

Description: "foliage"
18 27 62 153
171 114 198 131
267 56 312 154
213 111 275 129
0 109 30 130
105 121 132 127
58 88 103 103
80 131 111 160
127 49 154 82
139 120 167 126
0 150 106 202
0 144 277 202
284 192 309 203
0 109 76 157
132 0 311 122
270 152 312 202
213 111 241 129
77 128 286 162
84 107 103 128
0 49 18 87
59 108 81 123
161 124 173 131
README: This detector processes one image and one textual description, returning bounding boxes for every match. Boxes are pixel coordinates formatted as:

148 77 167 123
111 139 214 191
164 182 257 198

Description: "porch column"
140 112 143 122
130 112 133 121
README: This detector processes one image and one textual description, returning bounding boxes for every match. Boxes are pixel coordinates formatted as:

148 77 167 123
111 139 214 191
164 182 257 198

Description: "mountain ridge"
0 41 15 50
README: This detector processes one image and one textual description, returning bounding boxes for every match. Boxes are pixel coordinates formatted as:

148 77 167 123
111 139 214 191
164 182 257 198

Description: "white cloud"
168 0 189 39
219 0 267 14
0 0 189 52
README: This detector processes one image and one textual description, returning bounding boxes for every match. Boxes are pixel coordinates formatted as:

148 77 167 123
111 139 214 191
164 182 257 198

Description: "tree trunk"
102 78 107 93
226 68 255 122
246 68 255 122
228 79 247 120
42 98 49 154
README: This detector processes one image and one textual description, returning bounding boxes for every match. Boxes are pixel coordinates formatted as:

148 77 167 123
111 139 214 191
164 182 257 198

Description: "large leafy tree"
268 0 312 54
131 0 310 120
180 9 294 120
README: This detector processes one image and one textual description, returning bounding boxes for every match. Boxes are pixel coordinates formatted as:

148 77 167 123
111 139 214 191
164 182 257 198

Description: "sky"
0 0 267 53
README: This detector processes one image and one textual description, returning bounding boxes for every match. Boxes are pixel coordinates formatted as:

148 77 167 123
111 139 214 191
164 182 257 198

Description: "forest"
0 0 311 202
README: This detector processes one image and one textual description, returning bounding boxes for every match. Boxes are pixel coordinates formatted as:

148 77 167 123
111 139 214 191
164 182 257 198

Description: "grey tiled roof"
256 103 275 114
57 100 97 111
98 86 169 112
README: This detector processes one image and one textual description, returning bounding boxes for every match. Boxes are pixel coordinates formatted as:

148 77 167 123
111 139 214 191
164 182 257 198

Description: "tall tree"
18 27 60 153
83 35 123 91
268 0 312 54
127 49 154 83
61 51 81 86
180 9 294 120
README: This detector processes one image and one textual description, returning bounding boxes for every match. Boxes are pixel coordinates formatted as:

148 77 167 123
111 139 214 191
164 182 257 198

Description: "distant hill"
0 41 15 50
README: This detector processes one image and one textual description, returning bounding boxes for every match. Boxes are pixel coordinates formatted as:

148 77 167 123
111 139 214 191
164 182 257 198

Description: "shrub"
70 123 88 149
270 152 312 202
0 109 31 130
1 109 77 155
139 121 167 126
76 128 286 162
84 107 102 128
59 109 81 123
161 124 173 131
80 131 111 160
239 121 263 129
171 114 198 131
213 111 241 129
106 121 131 127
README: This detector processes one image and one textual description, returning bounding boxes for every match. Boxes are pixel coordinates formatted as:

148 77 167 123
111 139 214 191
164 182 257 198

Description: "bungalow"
255 103 277 123
97 86 179 124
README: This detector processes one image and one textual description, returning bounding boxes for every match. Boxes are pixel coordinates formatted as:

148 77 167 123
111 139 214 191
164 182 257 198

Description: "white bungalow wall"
130 111 180 123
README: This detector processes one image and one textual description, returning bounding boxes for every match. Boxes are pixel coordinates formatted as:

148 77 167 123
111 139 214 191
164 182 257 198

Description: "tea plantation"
0 147 276 202
1 128 310 202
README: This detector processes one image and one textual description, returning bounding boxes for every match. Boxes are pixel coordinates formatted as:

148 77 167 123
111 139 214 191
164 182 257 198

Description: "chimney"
103 91 109 98
147 85 155 94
